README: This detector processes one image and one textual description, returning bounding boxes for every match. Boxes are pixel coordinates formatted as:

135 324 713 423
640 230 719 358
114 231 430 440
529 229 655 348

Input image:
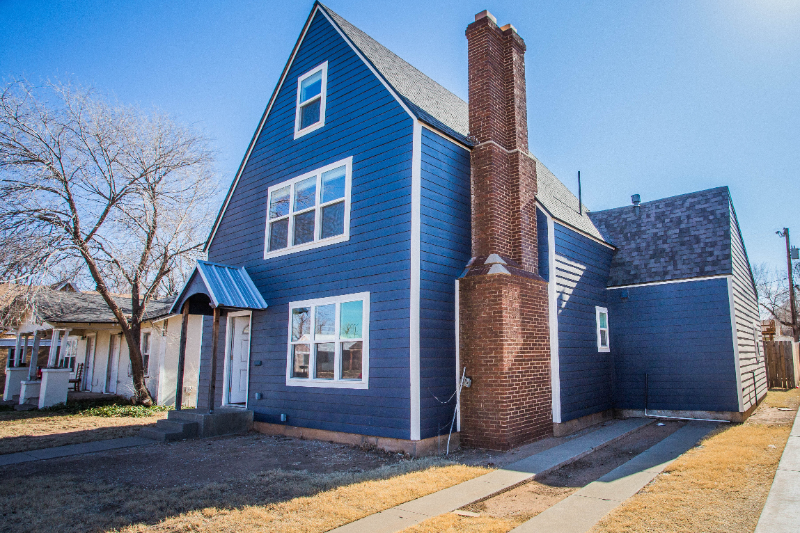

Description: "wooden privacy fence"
764 340 800 389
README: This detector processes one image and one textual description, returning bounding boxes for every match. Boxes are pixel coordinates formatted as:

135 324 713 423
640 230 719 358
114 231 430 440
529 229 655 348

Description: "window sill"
286 378 368 390
597 347 610 353
294 120 325 140
264 233 349 260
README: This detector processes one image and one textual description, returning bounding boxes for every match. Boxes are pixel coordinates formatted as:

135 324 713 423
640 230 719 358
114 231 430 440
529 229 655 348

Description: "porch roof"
170 260 267 314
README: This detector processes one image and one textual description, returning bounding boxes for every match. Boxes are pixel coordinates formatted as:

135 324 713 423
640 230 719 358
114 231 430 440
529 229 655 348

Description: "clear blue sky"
1 0 798 272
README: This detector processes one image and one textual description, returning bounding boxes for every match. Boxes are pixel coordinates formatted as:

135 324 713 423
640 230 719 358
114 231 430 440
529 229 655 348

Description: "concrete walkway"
511 421 717 533
755 407 800 533
0 436 153 466
331 418 651 533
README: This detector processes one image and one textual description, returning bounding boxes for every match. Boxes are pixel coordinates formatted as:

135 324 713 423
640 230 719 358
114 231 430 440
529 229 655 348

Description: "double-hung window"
265 157 352 258
286 292 369 389
129 331 151 377
294 62 328 138
596 307 610 352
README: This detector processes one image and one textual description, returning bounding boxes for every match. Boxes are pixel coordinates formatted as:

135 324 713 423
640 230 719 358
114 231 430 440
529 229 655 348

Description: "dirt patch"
450 421 683 526
0 411 167 454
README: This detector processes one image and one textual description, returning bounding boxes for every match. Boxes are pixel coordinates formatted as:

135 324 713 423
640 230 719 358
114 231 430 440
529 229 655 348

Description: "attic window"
596 307 610 353
294 62 328 138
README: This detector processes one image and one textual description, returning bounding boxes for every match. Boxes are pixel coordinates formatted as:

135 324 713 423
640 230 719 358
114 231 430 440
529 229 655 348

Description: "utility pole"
777 228 798 339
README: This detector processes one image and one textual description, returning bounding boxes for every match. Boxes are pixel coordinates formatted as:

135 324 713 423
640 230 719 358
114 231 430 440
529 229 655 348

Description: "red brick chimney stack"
458 10 552 450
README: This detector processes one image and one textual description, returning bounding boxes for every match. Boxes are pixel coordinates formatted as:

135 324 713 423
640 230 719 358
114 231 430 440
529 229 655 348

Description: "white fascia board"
607 274 731 291
546 212 561 424
409 120 422 441
419 122 472 152
727 277 745 412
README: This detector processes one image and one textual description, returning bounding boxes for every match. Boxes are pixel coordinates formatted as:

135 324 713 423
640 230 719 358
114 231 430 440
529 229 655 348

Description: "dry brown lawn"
0 410 167 454
114 463 487 533
590 388 800 533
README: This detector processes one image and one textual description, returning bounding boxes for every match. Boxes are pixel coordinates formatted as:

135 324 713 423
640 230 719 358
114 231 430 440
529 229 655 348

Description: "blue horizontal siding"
202 11 415 439
418 128 471 439
553 222 615 423
608 277 739 412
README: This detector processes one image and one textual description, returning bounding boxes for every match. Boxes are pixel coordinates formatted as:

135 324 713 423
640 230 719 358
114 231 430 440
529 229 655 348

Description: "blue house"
172 3 764 452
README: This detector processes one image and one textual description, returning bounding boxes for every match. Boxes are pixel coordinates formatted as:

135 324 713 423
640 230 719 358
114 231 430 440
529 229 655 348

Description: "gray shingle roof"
588 187 733 287
34 290 175 324
320 3 471 145
533 156 606 242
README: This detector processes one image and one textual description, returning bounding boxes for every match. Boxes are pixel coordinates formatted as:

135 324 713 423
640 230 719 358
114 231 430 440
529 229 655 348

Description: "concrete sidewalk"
0 436 154 466
511 421 717 533
331 418 651 533
755 407 800 533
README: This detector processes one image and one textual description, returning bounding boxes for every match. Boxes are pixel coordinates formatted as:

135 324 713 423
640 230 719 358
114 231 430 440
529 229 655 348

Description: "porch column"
11 333 22 367
58 329 72 368
208 306 220 414
47 329 61 368
27 331 42 380
21 334 29 366
175 304 189 410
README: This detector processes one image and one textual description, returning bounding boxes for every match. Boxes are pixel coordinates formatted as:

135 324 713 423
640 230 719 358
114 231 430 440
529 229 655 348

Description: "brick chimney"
458 10 552 450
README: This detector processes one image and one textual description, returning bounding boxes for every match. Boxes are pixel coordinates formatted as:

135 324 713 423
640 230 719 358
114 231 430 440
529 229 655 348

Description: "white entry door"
106 335 121 394
227 315 251 405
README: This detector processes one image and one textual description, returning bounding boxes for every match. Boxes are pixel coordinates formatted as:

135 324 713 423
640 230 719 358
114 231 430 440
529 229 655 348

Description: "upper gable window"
294 62 328 138
265 156 352 259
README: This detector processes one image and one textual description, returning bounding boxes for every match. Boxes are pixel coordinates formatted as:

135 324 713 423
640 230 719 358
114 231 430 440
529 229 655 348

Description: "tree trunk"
121 322 153 406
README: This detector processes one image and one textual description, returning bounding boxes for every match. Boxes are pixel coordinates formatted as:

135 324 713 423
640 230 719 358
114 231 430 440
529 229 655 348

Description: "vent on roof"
632 194 641 215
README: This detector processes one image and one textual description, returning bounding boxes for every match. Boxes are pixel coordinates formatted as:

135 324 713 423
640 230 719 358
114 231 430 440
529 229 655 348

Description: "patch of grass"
761 387 800 409
590 392 797 533
402 513 518 533
116 462 489 533
42 397 172 417
0 457 488 533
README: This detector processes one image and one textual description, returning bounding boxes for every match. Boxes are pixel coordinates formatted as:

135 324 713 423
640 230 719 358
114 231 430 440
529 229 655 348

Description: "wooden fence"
764 340 799 389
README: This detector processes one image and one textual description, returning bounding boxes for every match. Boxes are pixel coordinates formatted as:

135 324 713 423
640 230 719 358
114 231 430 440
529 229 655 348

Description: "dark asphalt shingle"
588 187 733 287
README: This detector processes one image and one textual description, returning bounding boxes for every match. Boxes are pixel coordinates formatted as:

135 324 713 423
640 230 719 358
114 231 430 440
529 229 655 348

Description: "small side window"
294 62 328 138
596 307 610 353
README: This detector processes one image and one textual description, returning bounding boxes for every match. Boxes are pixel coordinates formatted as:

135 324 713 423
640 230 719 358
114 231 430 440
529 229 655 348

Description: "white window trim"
286 291 370 389
596 306 610 353
141 329 151 378
264 156 352 259
294 61 328 139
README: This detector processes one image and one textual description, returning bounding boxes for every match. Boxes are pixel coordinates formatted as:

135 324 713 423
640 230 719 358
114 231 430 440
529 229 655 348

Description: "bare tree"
753 262 799 329
0 80 217 404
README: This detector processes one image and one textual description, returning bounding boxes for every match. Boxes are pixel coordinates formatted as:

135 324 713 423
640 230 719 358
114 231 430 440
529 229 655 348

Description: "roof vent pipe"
632 194 641 215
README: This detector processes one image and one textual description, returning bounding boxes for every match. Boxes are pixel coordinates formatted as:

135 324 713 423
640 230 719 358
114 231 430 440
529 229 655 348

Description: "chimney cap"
631 194 641 206
500 23 518 33
474 10 497 24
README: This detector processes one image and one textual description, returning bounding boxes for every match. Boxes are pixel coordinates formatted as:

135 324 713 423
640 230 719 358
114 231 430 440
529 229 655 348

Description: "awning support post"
175 304 189 411
208 306 220 414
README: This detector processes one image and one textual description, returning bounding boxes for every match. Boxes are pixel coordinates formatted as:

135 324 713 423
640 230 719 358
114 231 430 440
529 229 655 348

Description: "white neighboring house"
2 286 202 407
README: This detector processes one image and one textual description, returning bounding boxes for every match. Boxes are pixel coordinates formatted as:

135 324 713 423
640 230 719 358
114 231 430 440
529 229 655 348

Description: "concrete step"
156 419 199 438
139 419 199 442
15 401 38 411
167 408 253 438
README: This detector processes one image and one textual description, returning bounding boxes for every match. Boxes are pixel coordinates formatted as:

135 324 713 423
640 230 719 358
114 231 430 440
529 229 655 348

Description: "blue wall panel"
418 128 471 440
202 11 415 439
608 277 739 412
553 222 615 422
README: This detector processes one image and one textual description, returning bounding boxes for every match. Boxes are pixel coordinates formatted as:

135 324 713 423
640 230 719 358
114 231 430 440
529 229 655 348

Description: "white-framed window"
264 157 352 258
286 292 369 389
294 62 328 139
61 337 78 371
596 306 610 352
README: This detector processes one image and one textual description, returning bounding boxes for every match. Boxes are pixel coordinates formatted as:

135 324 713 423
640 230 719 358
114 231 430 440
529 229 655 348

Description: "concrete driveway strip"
755 408 800 533
511 421 718 533
330 418 650 533
0 437 153 466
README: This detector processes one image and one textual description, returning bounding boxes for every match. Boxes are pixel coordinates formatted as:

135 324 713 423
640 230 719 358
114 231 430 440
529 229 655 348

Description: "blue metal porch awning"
170 260 267 314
